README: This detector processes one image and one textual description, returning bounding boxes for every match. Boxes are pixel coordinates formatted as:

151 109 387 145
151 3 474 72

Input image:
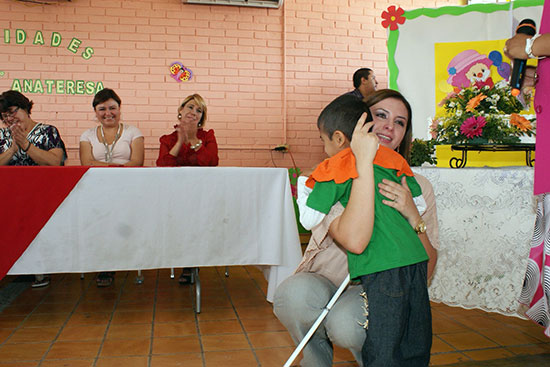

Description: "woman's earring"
178 114 182 119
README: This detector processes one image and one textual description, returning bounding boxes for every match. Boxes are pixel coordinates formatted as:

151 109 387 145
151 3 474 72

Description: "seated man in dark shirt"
345 68 378 100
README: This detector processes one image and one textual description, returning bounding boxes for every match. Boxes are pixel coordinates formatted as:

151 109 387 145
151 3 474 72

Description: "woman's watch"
414 219 427 234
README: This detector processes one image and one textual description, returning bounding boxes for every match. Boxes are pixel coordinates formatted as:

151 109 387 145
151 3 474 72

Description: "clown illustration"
447 49 510 91
465 62 493 88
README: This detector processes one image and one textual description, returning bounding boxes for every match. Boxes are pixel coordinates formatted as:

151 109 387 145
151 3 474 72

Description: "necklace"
99 123 122 163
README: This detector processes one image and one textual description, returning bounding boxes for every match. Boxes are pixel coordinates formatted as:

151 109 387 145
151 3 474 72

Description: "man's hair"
352 68 372 89
317 95 370 141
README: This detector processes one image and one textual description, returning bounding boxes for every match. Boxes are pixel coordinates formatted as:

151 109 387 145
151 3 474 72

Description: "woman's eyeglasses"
1 107 20 120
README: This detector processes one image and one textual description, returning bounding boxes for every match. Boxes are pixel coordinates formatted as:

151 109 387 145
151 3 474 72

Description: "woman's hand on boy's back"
350 113 378 175
378 176 422 228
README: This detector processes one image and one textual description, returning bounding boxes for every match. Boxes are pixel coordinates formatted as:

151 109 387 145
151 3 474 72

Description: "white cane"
283 274 351 367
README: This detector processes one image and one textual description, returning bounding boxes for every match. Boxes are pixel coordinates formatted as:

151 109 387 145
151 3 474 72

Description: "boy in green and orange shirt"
296 93 432 366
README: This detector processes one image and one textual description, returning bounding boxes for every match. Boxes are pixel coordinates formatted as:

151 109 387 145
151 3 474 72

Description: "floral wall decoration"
169 62 192 82
385 0 543 142
382 5 406 31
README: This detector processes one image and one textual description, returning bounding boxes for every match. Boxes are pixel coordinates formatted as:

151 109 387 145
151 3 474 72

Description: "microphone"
510 19 537 96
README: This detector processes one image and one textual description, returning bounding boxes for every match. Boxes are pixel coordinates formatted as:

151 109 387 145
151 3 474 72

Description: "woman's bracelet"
22 140 31 152
190 139 202 150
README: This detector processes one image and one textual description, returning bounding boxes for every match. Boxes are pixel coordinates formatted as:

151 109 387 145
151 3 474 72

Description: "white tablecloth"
415 167 536 316
9 167 303 302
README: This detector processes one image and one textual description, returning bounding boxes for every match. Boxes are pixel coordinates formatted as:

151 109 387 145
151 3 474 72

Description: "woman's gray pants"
273 272 366 367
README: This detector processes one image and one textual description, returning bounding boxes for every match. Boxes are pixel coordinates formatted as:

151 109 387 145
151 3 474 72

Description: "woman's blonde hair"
179 94 207 127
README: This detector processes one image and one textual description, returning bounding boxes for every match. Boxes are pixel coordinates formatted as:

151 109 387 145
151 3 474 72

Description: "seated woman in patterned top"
0 90 66 167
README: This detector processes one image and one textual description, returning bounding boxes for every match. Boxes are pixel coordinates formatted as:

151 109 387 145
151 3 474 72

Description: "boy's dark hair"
0 90 34 116
317 94 371 141
352 68 372 88
92 88 121 109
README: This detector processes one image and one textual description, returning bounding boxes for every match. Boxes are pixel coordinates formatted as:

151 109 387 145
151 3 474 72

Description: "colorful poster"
387 1 543 139
434 39 537 115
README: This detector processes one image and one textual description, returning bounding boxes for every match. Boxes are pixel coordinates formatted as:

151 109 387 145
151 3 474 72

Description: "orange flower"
465 94 487 112
510 113 532 132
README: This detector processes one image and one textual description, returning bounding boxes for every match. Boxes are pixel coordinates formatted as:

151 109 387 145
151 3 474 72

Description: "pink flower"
429 118 439 139
290 184 297 199
438 92 457 107
460 116 487 139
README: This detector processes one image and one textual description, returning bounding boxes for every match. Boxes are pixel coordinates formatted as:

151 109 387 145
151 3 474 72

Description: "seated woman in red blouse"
156 93 219 284
156 93 218 167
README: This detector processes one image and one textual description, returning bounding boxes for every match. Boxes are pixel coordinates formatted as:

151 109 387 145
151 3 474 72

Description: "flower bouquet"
431 81 535 145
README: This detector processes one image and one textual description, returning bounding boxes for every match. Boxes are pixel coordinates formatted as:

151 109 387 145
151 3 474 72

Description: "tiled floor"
0 267 549 366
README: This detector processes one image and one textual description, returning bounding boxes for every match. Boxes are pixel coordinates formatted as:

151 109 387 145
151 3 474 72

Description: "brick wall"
0 0 457 168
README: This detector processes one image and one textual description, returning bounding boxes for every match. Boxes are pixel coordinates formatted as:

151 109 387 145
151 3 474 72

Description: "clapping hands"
9 122 28 150
175 119 199 144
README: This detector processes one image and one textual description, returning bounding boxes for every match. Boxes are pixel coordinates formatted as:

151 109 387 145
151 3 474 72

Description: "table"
415 166 536 317
449 143 535 168
4 167 303 311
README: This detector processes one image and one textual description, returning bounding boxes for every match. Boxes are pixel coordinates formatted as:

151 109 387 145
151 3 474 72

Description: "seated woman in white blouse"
79 88 144 287
79 88 144 167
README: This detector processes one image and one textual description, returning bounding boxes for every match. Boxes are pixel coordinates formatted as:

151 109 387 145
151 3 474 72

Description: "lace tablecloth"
414 167 536 317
